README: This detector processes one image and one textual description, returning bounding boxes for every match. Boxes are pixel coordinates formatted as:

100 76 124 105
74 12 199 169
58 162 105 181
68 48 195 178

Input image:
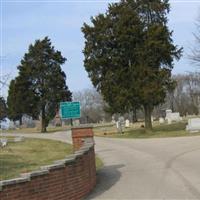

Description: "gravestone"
167 118 172 125
116 117 125 133
166 109 181 123
0 138 7 147
9 121 16 129
116 121 119 129
73 119 80 126
186 118 200 133
125 119 130 128
22 114 34 128
159 117 165 124
111 116 116 123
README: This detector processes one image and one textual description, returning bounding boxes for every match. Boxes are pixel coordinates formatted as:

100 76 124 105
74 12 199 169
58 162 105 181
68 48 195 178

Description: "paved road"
2 132 200 199
88 136 200 200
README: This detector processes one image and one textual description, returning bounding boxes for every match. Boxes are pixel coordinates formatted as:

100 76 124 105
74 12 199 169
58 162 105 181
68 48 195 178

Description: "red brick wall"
0 127 96 200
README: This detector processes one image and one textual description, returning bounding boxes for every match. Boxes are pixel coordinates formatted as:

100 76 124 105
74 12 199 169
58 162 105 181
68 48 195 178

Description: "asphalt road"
88 136 200 200
2 131 200 199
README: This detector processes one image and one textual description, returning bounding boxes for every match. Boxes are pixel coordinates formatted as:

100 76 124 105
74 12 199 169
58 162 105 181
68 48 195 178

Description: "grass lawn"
95 122 200 139
0 138 73 180
0 137 103 180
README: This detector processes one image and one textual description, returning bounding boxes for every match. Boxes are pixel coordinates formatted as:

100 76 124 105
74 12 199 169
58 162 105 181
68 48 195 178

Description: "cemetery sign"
60 102 81 119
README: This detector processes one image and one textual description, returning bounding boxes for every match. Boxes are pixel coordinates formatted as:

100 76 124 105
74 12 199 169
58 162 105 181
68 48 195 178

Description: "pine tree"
82 0 182 130
7 37 72 132
0 97 7 122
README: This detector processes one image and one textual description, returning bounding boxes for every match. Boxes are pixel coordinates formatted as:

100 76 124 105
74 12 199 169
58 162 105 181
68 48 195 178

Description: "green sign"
60 101 81 119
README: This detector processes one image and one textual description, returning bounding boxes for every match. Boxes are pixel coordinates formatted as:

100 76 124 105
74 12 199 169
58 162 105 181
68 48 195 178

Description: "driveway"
1 131 200 199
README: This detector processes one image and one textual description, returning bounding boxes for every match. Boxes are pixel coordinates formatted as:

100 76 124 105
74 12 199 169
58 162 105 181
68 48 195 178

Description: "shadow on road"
86 164 125 200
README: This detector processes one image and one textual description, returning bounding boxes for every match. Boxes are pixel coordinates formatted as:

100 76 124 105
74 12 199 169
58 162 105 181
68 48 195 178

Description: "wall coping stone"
0 177 30 190
41 163 65 171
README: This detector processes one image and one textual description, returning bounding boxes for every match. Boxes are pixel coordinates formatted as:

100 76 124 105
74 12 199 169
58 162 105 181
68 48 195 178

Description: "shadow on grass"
86 164 124 200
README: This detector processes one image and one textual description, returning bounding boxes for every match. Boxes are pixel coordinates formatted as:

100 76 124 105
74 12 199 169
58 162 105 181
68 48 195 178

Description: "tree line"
1 0 200 132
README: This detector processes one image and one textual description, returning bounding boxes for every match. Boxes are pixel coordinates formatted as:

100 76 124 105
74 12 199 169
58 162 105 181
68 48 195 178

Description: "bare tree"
73 88 111 123
162 73 200 116
188 15 200 70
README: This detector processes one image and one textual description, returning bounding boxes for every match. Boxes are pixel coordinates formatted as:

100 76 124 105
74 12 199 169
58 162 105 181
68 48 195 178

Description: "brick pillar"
71 125 94 151
71 125 96 191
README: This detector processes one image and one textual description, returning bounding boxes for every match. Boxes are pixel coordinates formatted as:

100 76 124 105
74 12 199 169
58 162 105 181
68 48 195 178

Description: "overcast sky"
1 0 200 97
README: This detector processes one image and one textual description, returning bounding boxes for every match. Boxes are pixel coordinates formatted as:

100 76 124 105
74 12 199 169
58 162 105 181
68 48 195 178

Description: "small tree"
7 37 72 132
82 0 182 130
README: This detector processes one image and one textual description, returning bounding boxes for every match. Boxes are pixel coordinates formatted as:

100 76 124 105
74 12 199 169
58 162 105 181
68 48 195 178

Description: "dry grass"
94 121 200 139
0 138 72 180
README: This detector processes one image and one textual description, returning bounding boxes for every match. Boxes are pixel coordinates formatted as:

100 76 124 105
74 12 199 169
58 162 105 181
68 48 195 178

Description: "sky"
1 0 200 98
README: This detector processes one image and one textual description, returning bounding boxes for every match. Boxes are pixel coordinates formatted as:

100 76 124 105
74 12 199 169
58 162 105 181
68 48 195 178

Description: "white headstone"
166 110 181 123
167 118 172 124
0 138 8 147
186 118 200 133
125 119 130 128
73 119 80 126
159 117 165 124
9 121 16 129
0 118 10 130
116 121 119 129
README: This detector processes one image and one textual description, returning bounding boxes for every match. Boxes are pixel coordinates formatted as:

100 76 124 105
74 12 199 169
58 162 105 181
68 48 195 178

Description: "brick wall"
0 126 96 200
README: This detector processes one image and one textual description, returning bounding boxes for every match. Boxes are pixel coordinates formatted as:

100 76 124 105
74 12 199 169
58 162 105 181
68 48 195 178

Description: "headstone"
116 121 119 129
167 118 172 124
22 114 34 128
125 119 130 128
116 117 124 133
0 118 10 130
0 138 8 147
186 118 200 133
159 117 165 124
9 121 16 129
170 113 181 121
73 119 80 126
165 110 181 123
111 116 115 123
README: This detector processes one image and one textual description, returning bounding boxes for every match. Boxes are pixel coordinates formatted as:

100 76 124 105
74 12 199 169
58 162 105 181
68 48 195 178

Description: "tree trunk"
41 106 47 133
144 104 152 130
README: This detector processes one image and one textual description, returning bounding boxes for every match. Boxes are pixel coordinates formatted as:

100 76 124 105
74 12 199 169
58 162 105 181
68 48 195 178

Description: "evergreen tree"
0 97 7 122
7 37 72 132
82 0 182 130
